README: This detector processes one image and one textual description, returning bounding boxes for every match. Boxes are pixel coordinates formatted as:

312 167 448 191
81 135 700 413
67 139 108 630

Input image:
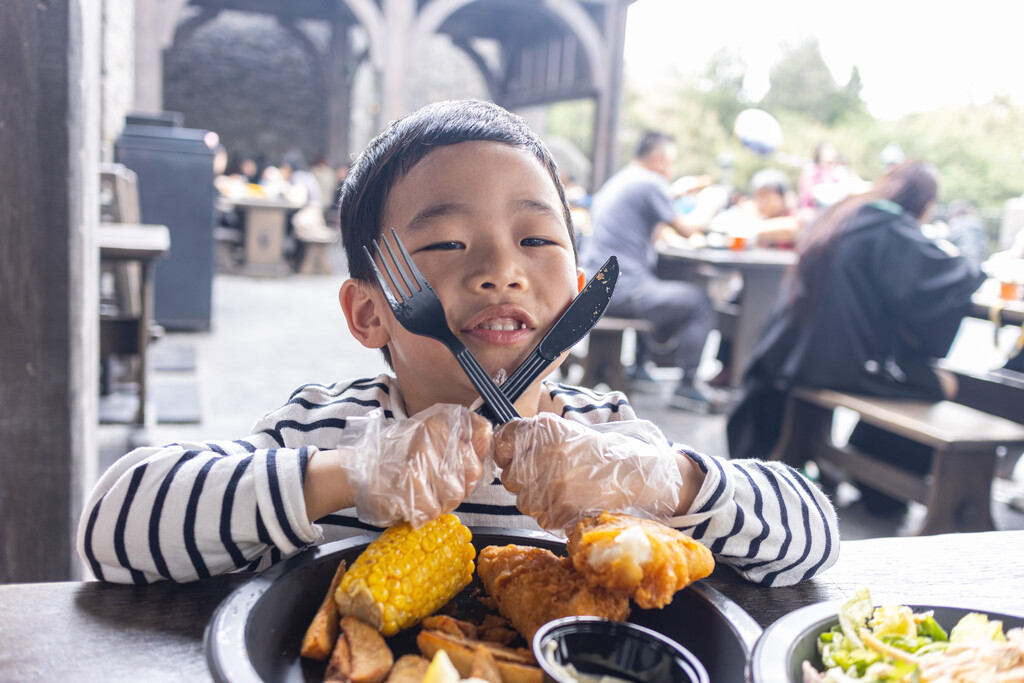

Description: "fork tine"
389 227 430 291
376 238 411 302
381 229 418 296
363 244 402 308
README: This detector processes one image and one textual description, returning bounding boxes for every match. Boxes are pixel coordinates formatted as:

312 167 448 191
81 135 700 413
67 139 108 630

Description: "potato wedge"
384 654 430 683
417 629 541 683
300 560 348 660
470 645 503 683
324 629 351 683
341 615 395 683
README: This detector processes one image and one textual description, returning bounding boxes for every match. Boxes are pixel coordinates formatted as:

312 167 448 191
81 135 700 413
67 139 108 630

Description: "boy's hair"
338 99 577 283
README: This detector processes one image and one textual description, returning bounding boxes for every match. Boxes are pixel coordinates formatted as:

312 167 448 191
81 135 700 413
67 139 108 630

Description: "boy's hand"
346 404 492 528
493 415 685 533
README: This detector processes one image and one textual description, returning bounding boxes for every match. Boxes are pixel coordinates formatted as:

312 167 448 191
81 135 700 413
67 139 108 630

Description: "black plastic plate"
205 528 763 683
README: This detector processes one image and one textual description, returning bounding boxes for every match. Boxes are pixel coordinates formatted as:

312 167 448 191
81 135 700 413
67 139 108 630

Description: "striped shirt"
78 375 839 586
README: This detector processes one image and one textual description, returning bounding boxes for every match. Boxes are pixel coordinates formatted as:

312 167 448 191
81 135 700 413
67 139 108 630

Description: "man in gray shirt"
581 132 715 411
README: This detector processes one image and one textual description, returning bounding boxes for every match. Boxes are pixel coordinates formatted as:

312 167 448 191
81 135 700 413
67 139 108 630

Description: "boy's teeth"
478 318 524 331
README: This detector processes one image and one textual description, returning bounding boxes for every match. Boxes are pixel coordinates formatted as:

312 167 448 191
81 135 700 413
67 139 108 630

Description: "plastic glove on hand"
341 404 492 528
493 414 684 533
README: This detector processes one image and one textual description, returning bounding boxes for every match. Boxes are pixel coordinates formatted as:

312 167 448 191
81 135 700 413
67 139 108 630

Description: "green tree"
759 38 867 126
699 47 749 133
759 37 838 121
618 40 1024 215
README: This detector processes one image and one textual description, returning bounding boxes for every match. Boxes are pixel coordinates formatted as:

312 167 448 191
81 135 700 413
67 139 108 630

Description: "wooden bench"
295 233 335 275
578 316 654 393
769 387 1024 535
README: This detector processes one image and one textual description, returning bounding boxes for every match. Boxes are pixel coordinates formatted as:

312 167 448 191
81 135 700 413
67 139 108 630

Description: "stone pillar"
133 0 188 113
380 0 415 123
100 0 135 160
326 18 353 166
0 0 100 582
591 0 630 190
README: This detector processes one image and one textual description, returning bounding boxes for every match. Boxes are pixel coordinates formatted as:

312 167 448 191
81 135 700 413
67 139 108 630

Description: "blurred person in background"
943 199 989 273
710 168 813 249
728 159 985 513
706 169 814 388
311 155 338 220
581 131 716 412
798 141 864 210
281 150 338 273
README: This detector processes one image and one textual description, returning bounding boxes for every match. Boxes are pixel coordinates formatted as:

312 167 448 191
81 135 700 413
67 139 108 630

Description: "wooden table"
223 196 303 277
657 244 797 388
2 531 1020 682
98 223 171 426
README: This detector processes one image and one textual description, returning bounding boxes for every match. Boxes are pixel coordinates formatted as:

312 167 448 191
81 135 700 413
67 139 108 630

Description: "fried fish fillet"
477 544 630 642
567 512 715 609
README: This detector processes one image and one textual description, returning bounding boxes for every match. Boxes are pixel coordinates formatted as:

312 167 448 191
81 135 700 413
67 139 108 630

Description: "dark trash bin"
115 113 215 331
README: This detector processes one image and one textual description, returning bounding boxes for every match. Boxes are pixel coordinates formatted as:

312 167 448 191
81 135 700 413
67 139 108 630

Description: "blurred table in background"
222 196 303 277
98 223 170 427
657 244 797 388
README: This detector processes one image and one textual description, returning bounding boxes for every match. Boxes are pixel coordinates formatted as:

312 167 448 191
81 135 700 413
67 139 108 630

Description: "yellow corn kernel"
335 514 475 636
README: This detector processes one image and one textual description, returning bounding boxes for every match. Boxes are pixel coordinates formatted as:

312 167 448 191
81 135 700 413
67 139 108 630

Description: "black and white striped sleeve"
77 435 321 584
670 449 840 586
78 376 401 583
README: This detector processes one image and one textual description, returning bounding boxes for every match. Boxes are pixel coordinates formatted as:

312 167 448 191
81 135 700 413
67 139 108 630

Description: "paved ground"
98 251 1024 541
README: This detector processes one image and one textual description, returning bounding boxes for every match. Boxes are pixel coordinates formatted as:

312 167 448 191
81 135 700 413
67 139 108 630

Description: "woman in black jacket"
727 160 985 510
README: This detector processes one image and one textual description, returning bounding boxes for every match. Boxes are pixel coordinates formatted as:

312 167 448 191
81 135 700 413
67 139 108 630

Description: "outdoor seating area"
7 1 1024 681
99 262 1024 541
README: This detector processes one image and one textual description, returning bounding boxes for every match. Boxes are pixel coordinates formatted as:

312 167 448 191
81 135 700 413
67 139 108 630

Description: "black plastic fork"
364 228 520 424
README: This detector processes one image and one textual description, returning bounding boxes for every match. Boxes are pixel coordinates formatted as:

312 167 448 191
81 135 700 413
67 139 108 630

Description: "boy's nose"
471 250 525 291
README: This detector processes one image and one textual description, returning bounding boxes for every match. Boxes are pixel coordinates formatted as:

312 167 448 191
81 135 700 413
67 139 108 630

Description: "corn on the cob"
335 514 475 636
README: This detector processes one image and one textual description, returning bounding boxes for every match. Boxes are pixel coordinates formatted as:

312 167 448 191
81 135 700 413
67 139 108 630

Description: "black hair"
792 159 939 319
338 99 576 283
634 131 675 161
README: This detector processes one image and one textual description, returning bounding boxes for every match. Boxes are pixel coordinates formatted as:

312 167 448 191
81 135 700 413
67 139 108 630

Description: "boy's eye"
422 241 464 251
521 237 554 247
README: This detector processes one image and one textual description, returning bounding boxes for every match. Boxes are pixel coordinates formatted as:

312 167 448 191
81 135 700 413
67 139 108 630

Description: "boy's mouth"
474 318 528 332
462 305 536 345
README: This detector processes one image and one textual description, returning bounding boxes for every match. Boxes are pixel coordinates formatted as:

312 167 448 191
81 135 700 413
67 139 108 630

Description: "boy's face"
349 140 583 416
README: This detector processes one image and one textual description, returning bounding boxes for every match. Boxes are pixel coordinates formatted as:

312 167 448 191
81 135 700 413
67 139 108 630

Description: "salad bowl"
748 599 1024 683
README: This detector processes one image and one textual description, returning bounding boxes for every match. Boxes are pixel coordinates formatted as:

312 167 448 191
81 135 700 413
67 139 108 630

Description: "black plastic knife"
476 255 619 421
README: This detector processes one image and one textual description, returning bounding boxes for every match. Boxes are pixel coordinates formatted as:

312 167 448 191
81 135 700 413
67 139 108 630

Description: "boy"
79 100 838 586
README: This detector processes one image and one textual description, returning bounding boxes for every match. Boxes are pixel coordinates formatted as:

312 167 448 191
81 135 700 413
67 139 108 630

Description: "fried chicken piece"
567 512 715 609
477 544 630 642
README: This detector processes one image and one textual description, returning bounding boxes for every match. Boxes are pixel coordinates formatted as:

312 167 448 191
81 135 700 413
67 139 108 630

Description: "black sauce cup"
532 616 710 683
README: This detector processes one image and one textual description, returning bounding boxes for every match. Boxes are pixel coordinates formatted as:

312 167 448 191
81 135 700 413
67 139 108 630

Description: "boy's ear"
339 279 390 349
577 268 586 293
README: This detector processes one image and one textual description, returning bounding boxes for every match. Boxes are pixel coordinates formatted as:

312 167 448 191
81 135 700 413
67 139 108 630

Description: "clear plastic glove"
493 415 684 534
338 404 493 528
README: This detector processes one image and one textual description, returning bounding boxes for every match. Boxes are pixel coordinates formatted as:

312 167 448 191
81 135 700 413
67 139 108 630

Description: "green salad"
802 588 1023 682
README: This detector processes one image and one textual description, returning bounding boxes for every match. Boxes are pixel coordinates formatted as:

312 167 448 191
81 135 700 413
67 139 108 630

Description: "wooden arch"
135 0 634 186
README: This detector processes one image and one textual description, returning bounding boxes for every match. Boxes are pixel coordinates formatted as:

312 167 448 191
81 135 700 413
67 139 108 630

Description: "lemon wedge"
422 650 461 683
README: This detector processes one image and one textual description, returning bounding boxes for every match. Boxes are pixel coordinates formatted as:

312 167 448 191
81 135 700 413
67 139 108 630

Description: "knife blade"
476 256 619 421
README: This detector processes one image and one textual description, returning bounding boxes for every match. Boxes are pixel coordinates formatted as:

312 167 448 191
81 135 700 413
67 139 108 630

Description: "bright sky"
624 0 1023 120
